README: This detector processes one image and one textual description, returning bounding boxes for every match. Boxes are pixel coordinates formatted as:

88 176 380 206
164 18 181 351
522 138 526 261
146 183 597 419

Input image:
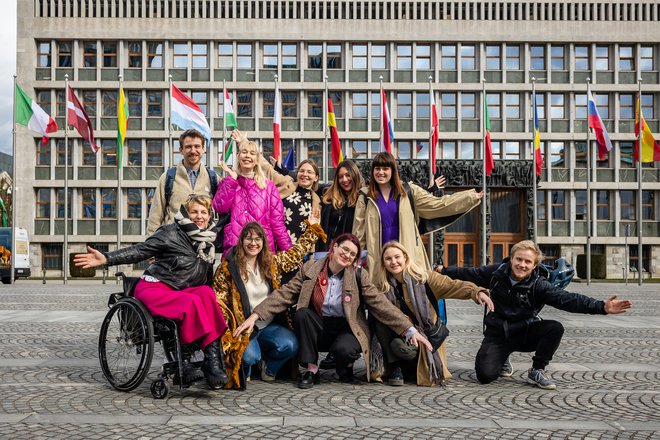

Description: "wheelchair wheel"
151 378 169 399
98 298 154 391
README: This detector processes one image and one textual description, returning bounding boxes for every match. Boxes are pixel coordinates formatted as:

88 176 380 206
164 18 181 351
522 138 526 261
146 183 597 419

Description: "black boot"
202 338 229 390
177 355 205 385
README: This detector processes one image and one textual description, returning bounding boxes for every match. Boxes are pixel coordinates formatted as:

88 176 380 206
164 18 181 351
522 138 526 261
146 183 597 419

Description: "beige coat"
146 161 214 235
253 258 414 382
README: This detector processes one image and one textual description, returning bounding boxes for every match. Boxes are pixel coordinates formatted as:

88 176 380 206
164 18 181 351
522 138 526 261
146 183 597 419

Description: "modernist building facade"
16 0 660 278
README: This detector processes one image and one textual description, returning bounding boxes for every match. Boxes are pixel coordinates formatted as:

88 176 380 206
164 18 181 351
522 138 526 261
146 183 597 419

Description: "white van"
0 227 31 283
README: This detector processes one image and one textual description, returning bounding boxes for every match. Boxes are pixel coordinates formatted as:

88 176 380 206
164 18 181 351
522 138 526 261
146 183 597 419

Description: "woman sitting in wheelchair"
74 194 229 390
213 212 326 389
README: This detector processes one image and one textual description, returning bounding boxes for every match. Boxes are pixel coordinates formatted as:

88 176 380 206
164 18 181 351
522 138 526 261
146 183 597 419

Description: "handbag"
425 321 450 353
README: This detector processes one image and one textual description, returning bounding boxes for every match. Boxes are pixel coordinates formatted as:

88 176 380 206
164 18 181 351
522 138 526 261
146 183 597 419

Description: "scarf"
174 205 217 263
311 261 330 316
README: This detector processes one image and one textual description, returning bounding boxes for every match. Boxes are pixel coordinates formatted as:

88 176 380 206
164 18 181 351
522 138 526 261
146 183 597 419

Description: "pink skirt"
134 279 228 349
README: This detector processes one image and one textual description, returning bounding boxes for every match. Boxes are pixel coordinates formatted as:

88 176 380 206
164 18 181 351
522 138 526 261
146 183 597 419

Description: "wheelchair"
98 272 205 399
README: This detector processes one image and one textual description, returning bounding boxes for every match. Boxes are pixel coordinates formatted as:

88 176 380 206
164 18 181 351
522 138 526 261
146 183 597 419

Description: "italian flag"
15 84 58 145
223 86 237 162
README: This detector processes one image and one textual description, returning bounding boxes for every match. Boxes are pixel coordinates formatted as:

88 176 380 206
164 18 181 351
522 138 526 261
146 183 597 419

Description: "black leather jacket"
104 223 213 290
443 259 606 337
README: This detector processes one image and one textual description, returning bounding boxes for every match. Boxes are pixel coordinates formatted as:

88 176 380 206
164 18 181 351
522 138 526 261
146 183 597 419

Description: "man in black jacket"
441 240 631 390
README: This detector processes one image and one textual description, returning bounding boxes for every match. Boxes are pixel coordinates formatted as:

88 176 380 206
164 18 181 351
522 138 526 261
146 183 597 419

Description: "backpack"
164 166 219 207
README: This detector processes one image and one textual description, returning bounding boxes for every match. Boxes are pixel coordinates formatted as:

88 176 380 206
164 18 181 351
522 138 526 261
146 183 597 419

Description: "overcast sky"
0 2 17 155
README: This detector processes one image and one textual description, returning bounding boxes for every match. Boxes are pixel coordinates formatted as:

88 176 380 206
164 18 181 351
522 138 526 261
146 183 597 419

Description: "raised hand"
230 129 245 143
433 175 446 189
308 208 321 225
604 295 632 314
475 190 485 199
222 162 238 180
73 246 107 269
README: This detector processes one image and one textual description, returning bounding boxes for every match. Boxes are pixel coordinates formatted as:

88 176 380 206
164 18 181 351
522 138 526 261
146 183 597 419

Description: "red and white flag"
429 88 439 174
67 85 98 152
273 81 281 160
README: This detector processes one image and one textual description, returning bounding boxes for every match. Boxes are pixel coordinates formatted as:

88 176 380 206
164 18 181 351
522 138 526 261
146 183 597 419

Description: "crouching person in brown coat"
233 233 432 389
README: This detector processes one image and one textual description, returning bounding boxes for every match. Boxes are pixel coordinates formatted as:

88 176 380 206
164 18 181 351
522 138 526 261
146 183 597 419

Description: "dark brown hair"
367 152 406 201
234 222 273 282
322 160 364 209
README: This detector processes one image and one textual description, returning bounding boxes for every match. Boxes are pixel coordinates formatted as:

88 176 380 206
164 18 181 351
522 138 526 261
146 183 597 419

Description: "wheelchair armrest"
116 272 141 297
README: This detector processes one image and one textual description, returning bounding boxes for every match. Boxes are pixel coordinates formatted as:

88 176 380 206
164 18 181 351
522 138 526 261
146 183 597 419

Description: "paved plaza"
0 279 658 439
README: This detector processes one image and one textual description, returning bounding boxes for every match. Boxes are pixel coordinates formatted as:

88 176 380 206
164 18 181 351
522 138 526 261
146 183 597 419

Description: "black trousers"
293 307 361 377
475 319 564 384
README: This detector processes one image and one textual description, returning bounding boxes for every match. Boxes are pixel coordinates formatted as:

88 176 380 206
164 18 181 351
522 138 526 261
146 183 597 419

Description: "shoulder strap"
206 166 219 197
164 166 177 207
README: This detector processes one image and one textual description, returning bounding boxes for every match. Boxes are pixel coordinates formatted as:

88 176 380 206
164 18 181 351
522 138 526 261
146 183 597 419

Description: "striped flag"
273 81 281 160
587 90 613 161
429 88 439 174
380 87 394 153
223 86 237 162
116 86 129 169
170 83 211 141
15 84 58 145
328 97 343 167
532 88 543 176
67 85 98 152
635 93 660 163
484 94 494 176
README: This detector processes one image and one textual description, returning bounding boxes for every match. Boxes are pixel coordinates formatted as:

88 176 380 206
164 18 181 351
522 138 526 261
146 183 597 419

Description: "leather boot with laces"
202 338 229 390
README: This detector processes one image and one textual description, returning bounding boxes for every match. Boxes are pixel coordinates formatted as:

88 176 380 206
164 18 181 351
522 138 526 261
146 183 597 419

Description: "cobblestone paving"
0 281 659 439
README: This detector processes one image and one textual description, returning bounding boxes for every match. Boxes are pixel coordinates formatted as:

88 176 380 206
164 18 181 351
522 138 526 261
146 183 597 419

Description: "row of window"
36 0 660 22
37 41 657 72
538 190 655 221
35 188 146 220
35 88 657 121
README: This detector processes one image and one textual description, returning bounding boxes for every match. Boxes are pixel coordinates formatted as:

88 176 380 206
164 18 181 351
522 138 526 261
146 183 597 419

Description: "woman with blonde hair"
374 241 493 386
214 137 291 254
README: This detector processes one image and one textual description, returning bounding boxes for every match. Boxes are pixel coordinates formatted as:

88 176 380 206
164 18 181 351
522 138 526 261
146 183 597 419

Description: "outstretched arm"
73 246 107 268
604 295 632 314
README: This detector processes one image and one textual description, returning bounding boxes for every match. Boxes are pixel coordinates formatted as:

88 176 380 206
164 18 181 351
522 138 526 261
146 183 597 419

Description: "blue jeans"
242 323 298 377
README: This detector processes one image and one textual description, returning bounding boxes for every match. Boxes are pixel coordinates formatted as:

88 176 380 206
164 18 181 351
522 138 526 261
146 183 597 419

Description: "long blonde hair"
321 160 363 209
239 141 266 189
375 241 428 292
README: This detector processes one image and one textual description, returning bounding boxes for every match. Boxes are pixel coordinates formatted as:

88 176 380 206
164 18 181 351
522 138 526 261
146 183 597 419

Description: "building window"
619 46 634 71
595 93 609 119
460 141 475 159
504 141 520 160
371 92 381 118
55 90 66 117
549 142 566 168
485 45 500 70
146 140 163 166
36 189 50 219
172 43 188 68
282 44 297 68
575 142 588 168
415 45 431 69
441 45 456 70
441 141 457 160
575 45 589 70
217 43 232 68
56 139 72 166
127 139 141 166
575 190 587 220
82 188 96 218
147 91 162 117
352 44 367 69
629 245 651 273
127 189 142 219
640 46 654 71
505 45 520 70
417 93 430 119
101 91 117 117
550 45 565 70
642 191 655 220
537 190 546 220
550 93 565 119
539 244 559 265
352 92 367 118
491 141 502 160
236 91 253 117
262 43 278 68
58 41 72 67
82 41 97 67
102 41 117 68
595 45 610 71
191 91 208 116
441 93 456 118
596 190 610 220
147 42 163 68
530 45 545 70
486 93 501 119
36 90 51 116
101 189 116 218
56 188 71 219
81 90 96 117
461 45 476 70
327 44 342 69
101 139 117 166
641 94 654 118
620 141 634 168
36 140 50 166
329 91 343 117
461 93 476 119
534 93 545 119
37 41 51 67
505 93 521 119
396 141 412 159
237 43 253 69
308 44 322 68
282 92 298 118
127 41 142 68
351 140 368 160
82 141 96 166
551 191 565 220
620 191 635 220
192 43 208 68
575 94 587 119
620 94 634 119
306 92 322 117
371 44 386 69
42 244 63 270
127 90 142 117
396 93 412 118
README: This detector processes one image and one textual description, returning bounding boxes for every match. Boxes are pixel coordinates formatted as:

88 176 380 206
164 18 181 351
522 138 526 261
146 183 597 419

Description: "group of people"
74 128 632 392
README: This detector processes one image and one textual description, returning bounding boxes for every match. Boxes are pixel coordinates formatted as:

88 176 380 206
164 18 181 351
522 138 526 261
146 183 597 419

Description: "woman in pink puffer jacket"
213 137 292 255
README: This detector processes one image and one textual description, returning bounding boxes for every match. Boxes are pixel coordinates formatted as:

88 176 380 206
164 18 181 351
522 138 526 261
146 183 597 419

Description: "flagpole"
428 76 435 267
481 78 487 266
117 75 123 261
379 76 384 153
167 74 173 169
10 75 17 284
323 75 329 183
222 79 226 169
63 75 69 285
531 78 538 247
636 78 643 286
586 78 592 285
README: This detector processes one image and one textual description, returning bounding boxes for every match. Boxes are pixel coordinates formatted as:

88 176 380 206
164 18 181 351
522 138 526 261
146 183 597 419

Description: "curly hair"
234 222 273 282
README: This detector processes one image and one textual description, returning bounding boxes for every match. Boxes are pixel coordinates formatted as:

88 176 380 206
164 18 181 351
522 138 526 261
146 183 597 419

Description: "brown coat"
253 258 415 382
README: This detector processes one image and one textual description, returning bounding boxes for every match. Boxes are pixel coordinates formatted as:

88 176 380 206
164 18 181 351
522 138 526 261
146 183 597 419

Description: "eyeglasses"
244 236 263 244
336 244 358 259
